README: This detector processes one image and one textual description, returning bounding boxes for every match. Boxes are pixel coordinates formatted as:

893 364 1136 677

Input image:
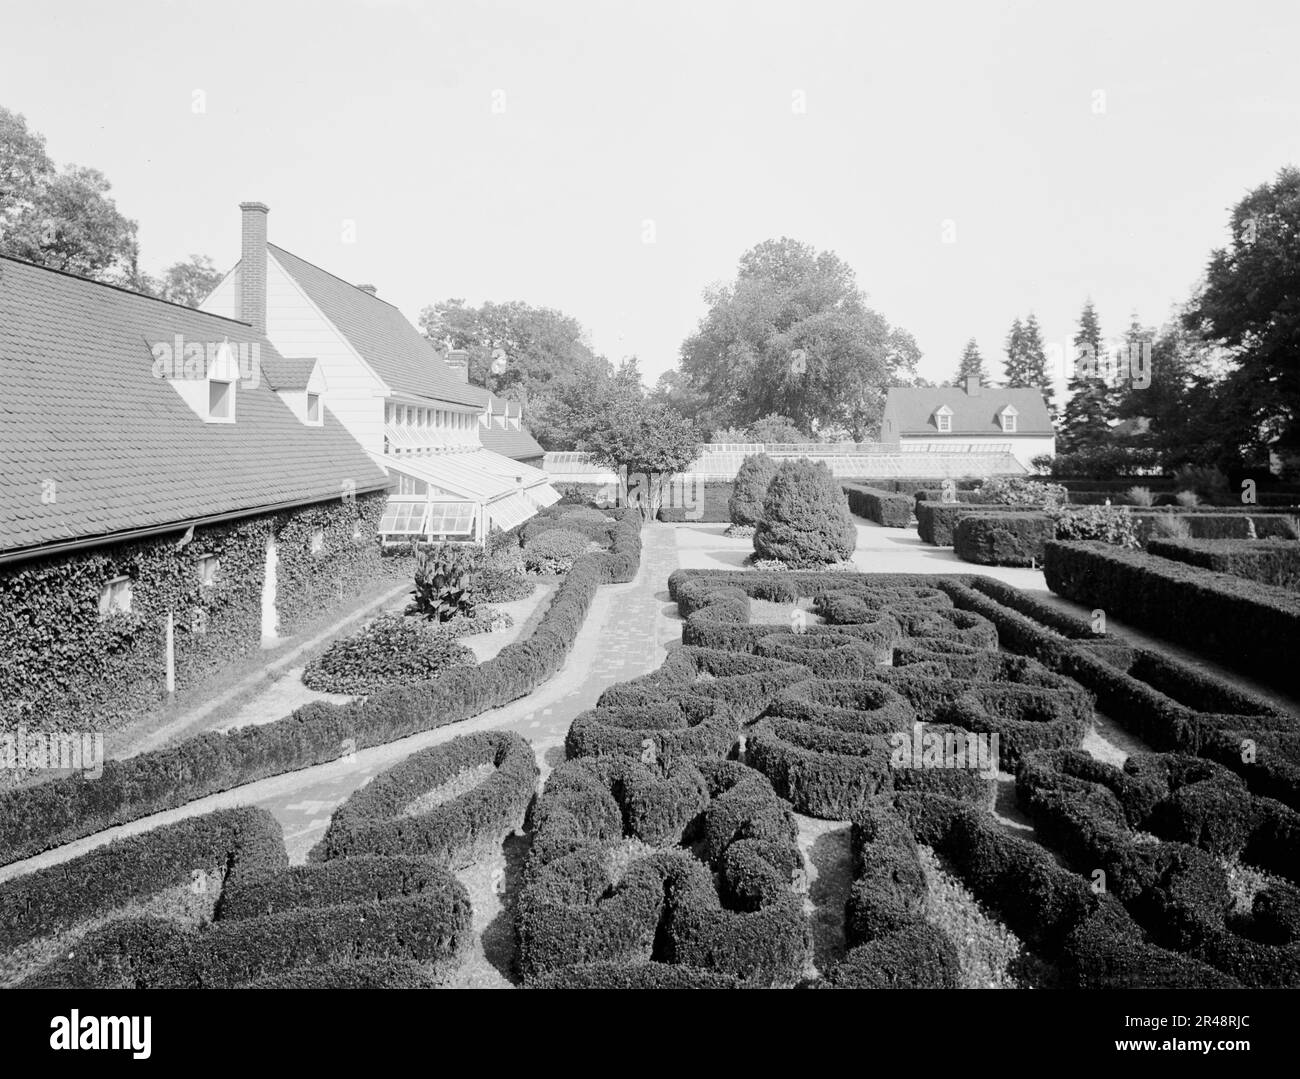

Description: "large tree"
158 254 225 308
584 390 702 519
1002 318 1028 385
678 238 920 440
1183 166 1300 462
1020 313 1055 416
420 298 616 449
953 338 988 386
1059 300 1117 453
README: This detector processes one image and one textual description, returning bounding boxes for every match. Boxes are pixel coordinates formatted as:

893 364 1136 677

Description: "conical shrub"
753 460 857 567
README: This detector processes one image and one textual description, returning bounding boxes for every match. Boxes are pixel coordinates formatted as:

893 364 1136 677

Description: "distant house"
880 378 1056 469
200 203 557 546
0 255 393 728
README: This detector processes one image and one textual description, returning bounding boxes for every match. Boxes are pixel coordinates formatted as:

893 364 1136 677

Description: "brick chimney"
965 375 981 396
239 202 269 334
446 348 469 383
357 283 378 296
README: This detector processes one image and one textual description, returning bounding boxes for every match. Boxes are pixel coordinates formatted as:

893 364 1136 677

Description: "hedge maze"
514 566 1300 988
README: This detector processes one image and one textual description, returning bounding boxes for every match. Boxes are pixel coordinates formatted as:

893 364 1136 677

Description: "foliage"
523 528 592 574
467 564 534 604
1046 505 1139 548
746 414 807 443
1059 301 1119 454
1125 486 1155 507
678 237 921 439
952 338 988 386
302 614 475 694
729 453 779 526
753 460 857 567
584 395 702 518
1174 490 1201 507
976 475 1066 506
1152 515 1193 539
409 542 482 622
1004 314 1056 415
1043 445 1164 478
157 255 224 308
1173 464 1229 503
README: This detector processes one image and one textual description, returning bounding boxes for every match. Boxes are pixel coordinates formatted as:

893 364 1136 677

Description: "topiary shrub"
523 528 592 574
729 453 779 527
302 614 475 694
753 460 857 568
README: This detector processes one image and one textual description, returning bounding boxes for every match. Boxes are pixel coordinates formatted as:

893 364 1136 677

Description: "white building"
202 203 558 545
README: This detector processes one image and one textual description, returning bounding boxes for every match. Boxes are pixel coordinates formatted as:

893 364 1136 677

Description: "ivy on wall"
0 491 405 734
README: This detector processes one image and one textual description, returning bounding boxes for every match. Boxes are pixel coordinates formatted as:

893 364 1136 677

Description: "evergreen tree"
952 338 989 386
1060 300 1117 453
1002 317 1028 385
1020 313 1055 417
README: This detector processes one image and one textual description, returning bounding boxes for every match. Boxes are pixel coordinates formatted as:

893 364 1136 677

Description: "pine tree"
1060 300 1116 453
952 338 989 386
1003 317 1028 385
1021 313 1055 417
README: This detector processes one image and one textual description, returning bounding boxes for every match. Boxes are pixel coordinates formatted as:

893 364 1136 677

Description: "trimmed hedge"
1147 538 1300 590
564 699 738 764
530 960 744 989
954 512 1054 567
0 807 286 955
0 509 642 866
1044 540 1300 691
239 958 445 988
309 731 538 866
219 855 457 920
842 484 913 528
916 501 1042 546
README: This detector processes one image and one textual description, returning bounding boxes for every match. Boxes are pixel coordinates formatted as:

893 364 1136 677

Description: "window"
209 379 234 420
310 529 325 554
307 393 321 423
98 576 132 620
426 501 476 538
1002 413 1017 433
378 501 429 537
197 555 219 587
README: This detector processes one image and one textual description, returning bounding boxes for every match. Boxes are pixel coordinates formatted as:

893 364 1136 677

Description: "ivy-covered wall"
0 491 406 733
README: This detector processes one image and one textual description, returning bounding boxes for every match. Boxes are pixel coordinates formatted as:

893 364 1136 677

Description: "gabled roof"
268 244 488 409
480 423 545 460
881 385 1055 437
0 257 389 558
260 355 319 391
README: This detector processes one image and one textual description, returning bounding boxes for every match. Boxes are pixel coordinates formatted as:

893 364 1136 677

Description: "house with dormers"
199 203 557 546
880 377 1056 468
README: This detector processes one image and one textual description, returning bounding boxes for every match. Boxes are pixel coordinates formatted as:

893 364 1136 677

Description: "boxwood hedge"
842 484 914 528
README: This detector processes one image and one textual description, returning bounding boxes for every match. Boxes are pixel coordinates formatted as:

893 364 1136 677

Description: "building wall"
899 435 1055 470
203 259 388 457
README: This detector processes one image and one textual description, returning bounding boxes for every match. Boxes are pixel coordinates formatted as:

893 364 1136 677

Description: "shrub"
466 564 534 604
1126 486 1155 507
1046 446 1164 478
559 507 612 524
1152 514 1192 539
1146 538 1300 590
530 960 742 989
1044 541 1300 692
1174 464 1230 504
954 512 1053 566
239 958 444 988
1175 490 1202 507
729 453 779 526
977 475 1067 506
753 460 857 567
523 528 592 574
302 614 475 694
521 515 613 545
1047 504 1139 547
843 485 913 528
409 542 481 622
916 502 1023 546
310 731 538 866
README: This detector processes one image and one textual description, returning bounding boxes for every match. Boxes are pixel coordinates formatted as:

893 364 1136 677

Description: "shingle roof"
260 355 319 391
881 385 1055 437
269 244 488 408
480 423 544 460
0 257 389 557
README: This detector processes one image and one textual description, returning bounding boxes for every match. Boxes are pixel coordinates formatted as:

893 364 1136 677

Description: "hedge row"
916 501 1041 546
937 577 1300 809
0 807 286 954
954 512 1054 567
896 791 1238 987
564 699 738 764
307 732 538 866
23 878 473 988
1044 540 1300 692
219 855 459 919
1016 750 1300 986
842 484 914 528
0 508 643 866
1147 538 1300 590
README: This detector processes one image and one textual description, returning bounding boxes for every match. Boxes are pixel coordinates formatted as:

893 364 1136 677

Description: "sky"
3 0 1299 402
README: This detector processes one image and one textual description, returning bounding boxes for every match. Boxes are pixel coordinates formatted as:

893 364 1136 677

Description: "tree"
0 106 53 233
747 414 806 443
1059 300 1117 453
1002 318 1028 385
728 453 778 526
1184 166 1300 463
158 254 224 308
1021 313 1055 416
584 398 702 519
953 338 988 386
679 238 921 439
753 459 856 566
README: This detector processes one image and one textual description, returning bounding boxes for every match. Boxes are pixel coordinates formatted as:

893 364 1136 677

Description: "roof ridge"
0 254 257 326
268 243 401 310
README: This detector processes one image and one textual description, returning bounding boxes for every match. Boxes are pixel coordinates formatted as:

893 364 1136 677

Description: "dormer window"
1000 405 1019 433
306 393 321 424
209 378 234 420
934 405 953 433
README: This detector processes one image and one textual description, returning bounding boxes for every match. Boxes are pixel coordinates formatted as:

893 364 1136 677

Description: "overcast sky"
3 0 1298 399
